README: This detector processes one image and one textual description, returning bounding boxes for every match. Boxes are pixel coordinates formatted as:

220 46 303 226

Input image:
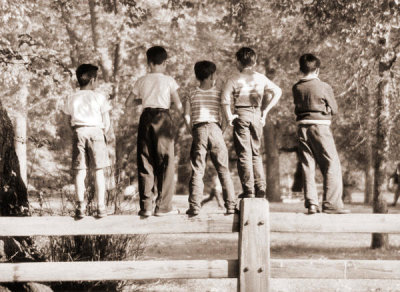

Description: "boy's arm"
325 84 338 115
221 79 238 126
63 112 73 131
125 92 142 107
102 111 110 134
171 90 191 133
261 78 282 126
222 104 238 126
126 79 142 107
183 97 191 130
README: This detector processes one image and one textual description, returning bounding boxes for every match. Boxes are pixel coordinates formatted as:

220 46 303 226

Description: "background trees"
1 0 399 225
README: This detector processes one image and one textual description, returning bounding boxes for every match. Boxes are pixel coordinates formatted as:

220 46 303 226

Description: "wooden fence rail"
2 259 400 282
1 213 400 236
1 199 400 291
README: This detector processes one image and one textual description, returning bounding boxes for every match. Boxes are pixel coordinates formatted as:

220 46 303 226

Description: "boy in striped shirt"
184 61 237 216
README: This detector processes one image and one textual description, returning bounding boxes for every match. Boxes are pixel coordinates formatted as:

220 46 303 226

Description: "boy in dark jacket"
293 54 349 214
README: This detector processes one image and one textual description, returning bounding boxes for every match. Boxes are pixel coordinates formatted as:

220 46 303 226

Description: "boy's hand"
183 114 192 135
261 114 267 127
228 114 238 126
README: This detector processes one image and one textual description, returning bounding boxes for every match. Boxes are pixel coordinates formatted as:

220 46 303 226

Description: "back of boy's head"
76 64 98 87
299 54 321 74
146 46 168 65
194 61 216 81
236 47 257 68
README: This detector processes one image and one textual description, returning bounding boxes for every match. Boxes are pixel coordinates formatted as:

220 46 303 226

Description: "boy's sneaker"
154 209 180 217
186 208 200 217
97 207 108 218
75 202 86 219
226 208 239 215
138 210 152 217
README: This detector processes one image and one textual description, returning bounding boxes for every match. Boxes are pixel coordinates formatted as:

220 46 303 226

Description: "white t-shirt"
132 73 179 109
63 90 111 128
222 69 280 107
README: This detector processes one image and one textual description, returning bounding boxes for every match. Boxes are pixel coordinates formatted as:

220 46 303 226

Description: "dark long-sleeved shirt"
292 77 337 124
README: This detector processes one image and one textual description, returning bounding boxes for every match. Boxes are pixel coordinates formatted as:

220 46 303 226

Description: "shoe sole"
154 210 180 217
138 211 152 217
322 210 350 214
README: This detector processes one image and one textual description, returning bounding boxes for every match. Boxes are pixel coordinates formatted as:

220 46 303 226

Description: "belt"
143 107 169 112
192 121 219 129
235 105 260 109
72 125 98 129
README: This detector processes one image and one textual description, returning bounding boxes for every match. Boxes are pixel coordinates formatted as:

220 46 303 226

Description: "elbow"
276 88 282 99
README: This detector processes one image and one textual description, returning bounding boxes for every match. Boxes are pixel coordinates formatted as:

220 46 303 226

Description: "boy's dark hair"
299 54 321 74
76 64 98 87
146 46 168 65
194 61 216 81
236 47 256 68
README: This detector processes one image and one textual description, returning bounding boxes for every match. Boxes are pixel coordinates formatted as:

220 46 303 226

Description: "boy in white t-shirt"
222 47 282 199
132 46 187 217
63 64 111 219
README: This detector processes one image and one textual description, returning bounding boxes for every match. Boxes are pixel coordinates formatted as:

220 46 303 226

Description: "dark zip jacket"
292 77 338 121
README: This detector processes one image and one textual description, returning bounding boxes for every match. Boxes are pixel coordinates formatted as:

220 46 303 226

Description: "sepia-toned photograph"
1 0 400 291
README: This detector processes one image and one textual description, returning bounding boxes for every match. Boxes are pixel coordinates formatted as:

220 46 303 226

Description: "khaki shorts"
72 126 110 170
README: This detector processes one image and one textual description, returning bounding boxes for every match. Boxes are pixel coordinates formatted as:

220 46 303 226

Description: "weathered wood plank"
272 259 400 279
2 259 400 282
0 260 238 282
1 213 400 236
0 214 239 236
270 213 400 233
239 198 270 292
272 259 346 279
346 260 400 279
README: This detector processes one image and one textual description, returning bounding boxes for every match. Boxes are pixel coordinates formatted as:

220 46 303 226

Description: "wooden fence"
1 198 400 291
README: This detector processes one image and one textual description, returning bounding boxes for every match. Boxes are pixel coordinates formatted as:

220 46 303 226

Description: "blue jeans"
189 122 236 211
297 124 344 210
233 107 266 197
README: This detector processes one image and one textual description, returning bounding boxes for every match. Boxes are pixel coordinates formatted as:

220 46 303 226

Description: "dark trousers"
297 124 344 210
189 122 236 211
233 107 266 197
137 108 175 213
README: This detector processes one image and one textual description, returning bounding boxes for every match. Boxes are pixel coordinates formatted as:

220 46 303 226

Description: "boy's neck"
149 63 166 74
301 72 319 80
80 84 94 91
302 69 319 80
239 66 254 73
199 79 213 90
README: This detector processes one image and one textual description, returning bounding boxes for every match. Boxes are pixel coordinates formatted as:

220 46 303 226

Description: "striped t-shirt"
189 86 222 125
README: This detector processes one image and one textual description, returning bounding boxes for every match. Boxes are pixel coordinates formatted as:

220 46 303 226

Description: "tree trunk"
14 84 28 187
364 158 374 204
88 0 119 210
60 2 80 68
0 102 29 216
364 89 374 204
1 101 49 290
88 0 112 82
264 117 281 202
371 70 391 249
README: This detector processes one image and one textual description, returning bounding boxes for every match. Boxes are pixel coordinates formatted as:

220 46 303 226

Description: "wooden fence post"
238 198 270 292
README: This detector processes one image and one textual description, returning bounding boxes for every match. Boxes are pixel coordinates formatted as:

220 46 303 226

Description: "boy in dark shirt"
292 53 349 214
